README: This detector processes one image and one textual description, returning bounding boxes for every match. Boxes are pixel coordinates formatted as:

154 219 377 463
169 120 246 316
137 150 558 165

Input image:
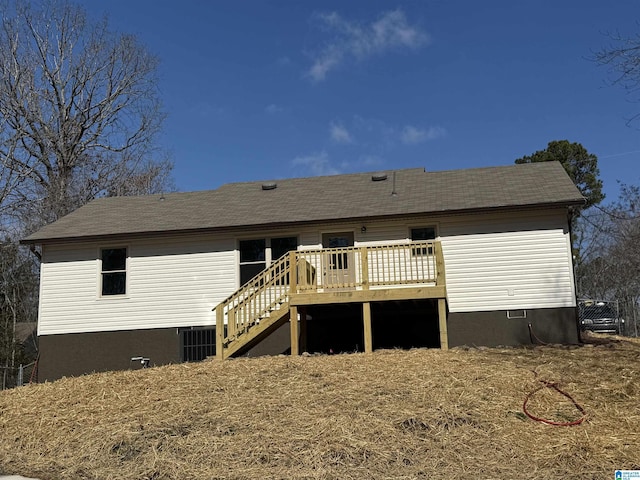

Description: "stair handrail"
218 253 292 345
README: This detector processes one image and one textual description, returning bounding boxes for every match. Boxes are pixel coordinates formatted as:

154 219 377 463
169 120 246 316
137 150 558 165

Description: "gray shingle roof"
23 162 584 244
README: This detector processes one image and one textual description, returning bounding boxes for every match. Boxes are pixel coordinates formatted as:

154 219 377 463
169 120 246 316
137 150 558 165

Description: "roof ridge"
219 166 427 187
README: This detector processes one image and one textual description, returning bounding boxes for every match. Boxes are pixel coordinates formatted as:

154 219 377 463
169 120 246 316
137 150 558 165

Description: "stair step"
222 301 290 358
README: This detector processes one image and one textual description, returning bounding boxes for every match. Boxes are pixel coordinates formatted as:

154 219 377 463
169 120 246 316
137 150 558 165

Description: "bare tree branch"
0 0 172 227
594 29 640 126
0 1 175 377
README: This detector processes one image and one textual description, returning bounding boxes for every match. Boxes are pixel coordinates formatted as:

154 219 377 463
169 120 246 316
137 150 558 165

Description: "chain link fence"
1 360 38 390
618 297 640 337
578 299 625 335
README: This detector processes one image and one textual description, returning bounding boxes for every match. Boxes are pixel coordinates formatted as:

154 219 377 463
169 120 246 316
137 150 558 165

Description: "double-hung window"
238 236 297 286
101 247 127 296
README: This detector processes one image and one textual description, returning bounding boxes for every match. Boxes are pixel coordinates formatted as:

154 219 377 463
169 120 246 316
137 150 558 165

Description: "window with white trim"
238 236 297 286
239 239 266 286
101 247 127 296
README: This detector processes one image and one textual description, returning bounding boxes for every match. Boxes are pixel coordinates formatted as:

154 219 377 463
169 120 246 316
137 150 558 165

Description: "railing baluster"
394 246 399 284
361 247 369 290
382 248 387 285
228 307 235 338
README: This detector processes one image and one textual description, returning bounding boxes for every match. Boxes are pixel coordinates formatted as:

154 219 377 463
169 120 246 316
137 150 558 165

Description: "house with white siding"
22 162 585 381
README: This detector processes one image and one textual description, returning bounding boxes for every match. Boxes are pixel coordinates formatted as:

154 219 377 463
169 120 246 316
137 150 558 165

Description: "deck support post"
435 241 446 286
299 306 308 353
438 298 448 350
215 304 224 360
290 305 299 356
360 247 369 290
363 302 373 354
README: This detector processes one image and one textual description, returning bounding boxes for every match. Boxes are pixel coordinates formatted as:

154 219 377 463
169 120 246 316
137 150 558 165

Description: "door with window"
322 232 355 287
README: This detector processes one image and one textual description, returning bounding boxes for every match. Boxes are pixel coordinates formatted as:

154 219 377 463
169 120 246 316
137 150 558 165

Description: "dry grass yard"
0 333 639 480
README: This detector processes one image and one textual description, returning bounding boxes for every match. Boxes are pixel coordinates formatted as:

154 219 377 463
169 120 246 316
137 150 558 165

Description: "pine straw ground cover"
0 334 639 480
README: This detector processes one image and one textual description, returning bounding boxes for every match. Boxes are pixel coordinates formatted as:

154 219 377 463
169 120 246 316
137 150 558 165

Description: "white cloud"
329 122 353 144
265 104 283 114
401 125 446 144
292 151 341 176
307 9 429 82
308 48 343 82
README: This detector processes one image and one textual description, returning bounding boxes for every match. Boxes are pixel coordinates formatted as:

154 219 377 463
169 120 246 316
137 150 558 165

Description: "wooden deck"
215 241 448 359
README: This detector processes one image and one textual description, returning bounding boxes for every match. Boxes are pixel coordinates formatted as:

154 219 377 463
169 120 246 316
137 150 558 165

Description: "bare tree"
575 185 640 336
0 1 175 387
595 30 640 125
0 240 39 389
0 0 172 230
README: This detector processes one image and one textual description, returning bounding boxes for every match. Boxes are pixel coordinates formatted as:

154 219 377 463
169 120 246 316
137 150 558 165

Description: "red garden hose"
523 372 587 426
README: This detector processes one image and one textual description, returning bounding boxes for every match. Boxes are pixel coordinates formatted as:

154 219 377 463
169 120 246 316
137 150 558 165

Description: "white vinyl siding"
38 234 236 335
37 207 576 336
298 222 409 250
293 211 575 312
439 209 576 312
354 222 409 246
298 229 321 250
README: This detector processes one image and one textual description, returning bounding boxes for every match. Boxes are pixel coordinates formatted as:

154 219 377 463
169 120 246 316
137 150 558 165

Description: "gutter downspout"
29 244 41 261
568 206 582 343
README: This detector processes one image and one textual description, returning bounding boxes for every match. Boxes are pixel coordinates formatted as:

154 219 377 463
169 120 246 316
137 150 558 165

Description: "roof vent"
261 182 277 190
371 173 388 182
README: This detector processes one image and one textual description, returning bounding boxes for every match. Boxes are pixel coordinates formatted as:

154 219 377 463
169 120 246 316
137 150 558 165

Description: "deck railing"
215 241 443 353
295 241 440 291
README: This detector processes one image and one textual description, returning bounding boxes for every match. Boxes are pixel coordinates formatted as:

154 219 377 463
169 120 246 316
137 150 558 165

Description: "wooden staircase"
222 303 290 358
215 254 294 359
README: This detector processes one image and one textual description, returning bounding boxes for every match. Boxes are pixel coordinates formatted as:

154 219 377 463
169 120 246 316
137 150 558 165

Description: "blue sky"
83 0 639 202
